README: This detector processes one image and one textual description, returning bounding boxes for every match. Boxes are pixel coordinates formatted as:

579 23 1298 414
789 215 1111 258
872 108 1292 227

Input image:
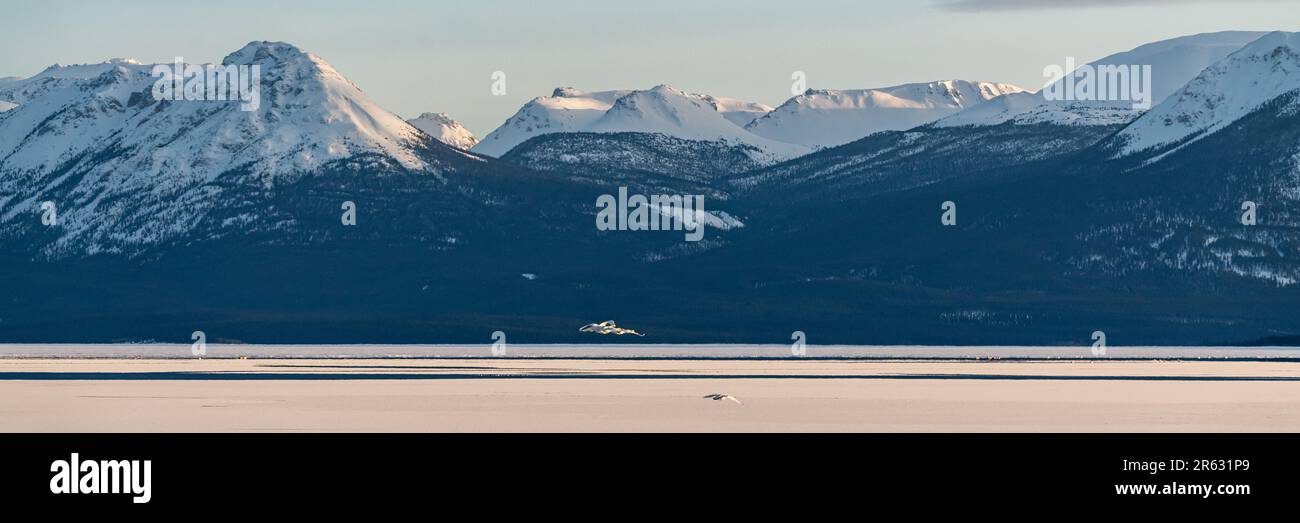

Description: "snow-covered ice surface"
2 344 1298 360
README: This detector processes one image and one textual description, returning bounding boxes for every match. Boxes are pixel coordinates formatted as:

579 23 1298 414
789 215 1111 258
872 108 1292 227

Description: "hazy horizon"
0 0 1295 136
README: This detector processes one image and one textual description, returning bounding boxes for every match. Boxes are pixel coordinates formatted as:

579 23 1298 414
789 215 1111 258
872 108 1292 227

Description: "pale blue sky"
0 0 1294 135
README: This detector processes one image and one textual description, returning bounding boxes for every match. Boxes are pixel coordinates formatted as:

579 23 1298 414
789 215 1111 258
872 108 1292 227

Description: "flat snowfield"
2 356 1299 432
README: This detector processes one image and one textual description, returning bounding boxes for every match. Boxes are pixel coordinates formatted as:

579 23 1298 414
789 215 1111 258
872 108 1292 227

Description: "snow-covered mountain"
406 111 478 150
744 80 1025 148
0 41 466 256
471 85 799 161
1082 31 1269 106
1116 31 1300 156
937 31 1267 128
584 85 804 162
470 87 631 157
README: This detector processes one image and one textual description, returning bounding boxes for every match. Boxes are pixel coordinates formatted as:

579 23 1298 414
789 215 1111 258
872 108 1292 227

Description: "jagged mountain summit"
1116 31 1300 156
0 58 147 105
744 80 1025 148
471 85 801 162
406 112 479 150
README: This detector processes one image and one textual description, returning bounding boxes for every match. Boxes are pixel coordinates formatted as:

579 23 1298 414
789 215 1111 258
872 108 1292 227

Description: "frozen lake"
2 344 1299 360
3 357 1299 431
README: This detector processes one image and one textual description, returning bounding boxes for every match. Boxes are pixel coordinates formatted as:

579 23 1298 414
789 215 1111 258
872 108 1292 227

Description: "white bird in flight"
703 394 743 405
578 320 645 337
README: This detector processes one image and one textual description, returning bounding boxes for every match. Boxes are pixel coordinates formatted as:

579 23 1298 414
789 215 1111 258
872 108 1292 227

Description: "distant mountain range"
471 85 804 163
745 80 1026 148
2 31 1299 345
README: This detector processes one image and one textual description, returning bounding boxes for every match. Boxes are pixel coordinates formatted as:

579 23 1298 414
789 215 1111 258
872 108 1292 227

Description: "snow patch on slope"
935 92 1142 127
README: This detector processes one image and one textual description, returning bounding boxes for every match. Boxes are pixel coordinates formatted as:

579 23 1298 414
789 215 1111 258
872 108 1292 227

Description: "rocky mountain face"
501 131 766 199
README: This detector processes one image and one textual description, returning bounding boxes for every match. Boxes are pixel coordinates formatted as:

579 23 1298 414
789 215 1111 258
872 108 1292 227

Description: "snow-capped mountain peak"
407 111 479 150
587 84 740 135
1117 31 1300 156
0 41 447 256
745 80 1026 148
584 84 805 161
471 85 797 160
470 87 631 157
